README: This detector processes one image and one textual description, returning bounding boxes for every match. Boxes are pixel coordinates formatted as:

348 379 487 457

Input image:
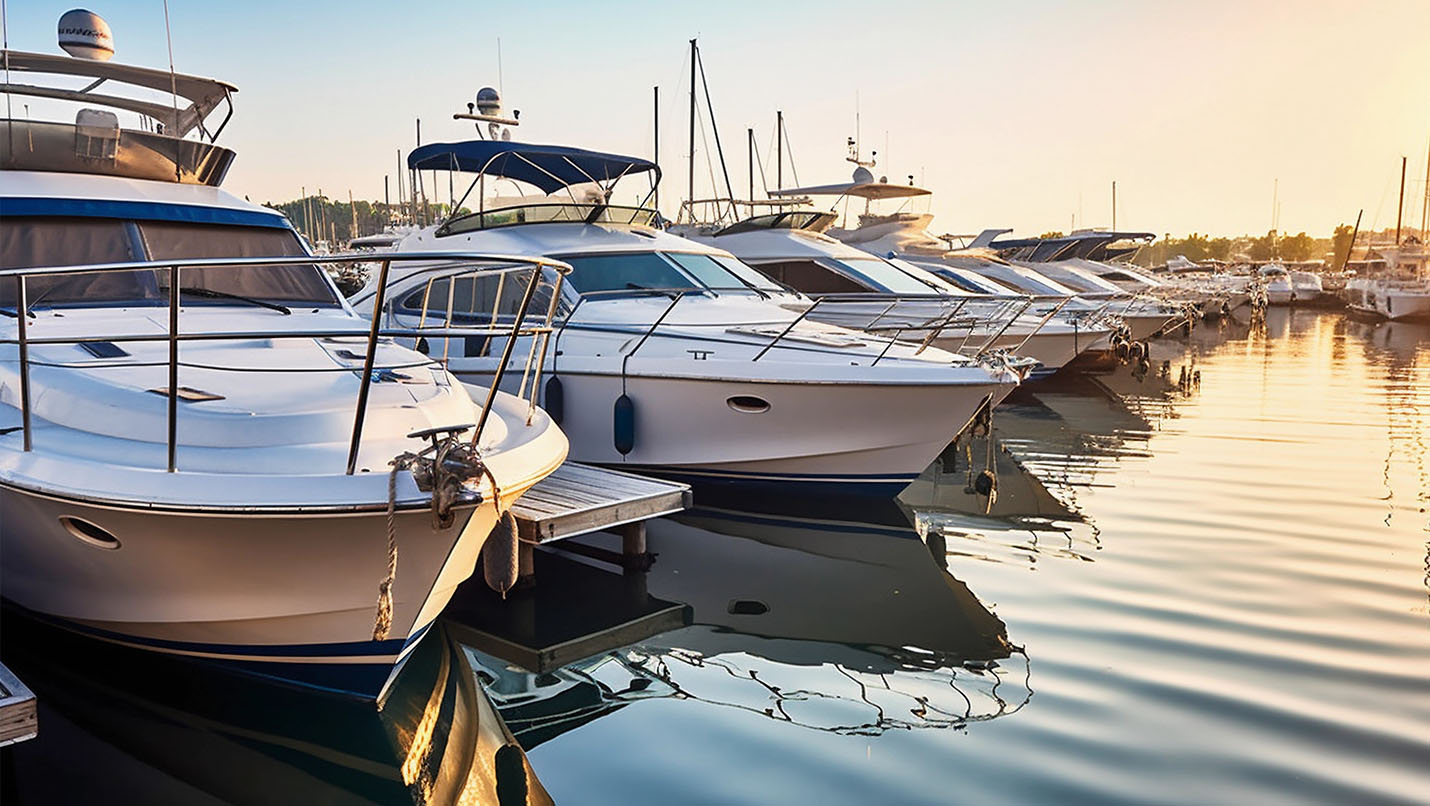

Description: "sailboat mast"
1421 139 1429 242
687 39 696 224
776 110 783 191
1344 209 1362 271
1395 156 1406 245
747 127 754 218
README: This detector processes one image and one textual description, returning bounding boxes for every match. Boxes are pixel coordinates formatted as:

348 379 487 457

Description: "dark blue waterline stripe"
29 610 429 659
0 197 292 229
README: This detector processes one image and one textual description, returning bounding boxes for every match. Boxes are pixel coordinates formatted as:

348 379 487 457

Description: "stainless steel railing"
0 252 571 475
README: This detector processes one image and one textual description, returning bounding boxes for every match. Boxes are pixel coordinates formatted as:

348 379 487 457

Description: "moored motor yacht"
676 210 1109 377
0 36 567 698
1259 263 1296 304
1345 240 1430 320
355 130 1028 496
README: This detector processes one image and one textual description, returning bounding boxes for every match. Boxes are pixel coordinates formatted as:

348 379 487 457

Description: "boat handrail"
553 286 1053 366
0 252 572 476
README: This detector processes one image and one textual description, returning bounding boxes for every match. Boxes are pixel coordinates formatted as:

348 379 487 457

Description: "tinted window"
749 260 867 294
142 222 335 305
558 253 697 295
0 217 156 308
832 257 943 294
666 252 784 293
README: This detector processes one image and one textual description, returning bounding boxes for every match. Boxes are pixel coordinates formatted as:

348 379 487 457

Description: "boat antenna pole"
1396 156 1406 245
653 86 659 215
3 0 12 153
1111 180 1117 230
162 0 180 178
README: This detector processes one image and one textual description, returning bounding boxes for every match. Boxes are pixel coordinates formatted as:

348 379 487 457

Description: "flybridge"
0 49 238 185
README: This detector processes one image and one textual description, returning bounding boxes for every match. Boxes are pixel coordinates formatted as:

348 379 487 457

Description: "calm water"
5 308 1429 804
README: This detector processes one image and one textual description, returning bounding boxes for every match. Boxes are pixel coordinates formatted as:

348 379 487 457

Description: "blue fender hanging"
613 393 636 455
544 376 565 425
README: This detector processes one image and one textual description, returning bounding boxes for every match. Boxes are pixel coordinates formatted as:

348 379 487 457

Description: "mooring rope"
374 462 402 641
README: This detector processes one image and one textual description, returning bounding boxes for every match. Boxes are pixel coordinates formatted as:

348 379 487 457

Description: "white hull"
1344 280 1430 320
1 486 497 696
978 326 1110 376
459 369 1015 493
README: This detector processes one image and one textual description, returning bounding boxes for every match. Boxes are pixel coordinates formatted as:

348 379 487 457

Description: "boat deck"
0 662 37 747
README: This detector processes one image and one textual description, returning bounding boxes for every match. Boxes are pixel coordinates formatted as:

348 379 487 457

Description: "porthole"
727 599 769 616
726 395 770 414
59 516 120 549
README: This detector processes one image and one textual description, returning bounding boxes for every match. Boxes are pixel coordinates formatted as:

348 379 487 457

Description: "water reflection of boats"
2 614 550 805
469 500 1030 747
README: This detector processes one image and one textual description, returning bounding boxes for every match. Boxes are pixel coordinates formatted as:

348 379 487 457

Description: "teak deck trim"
0 662 38 746
510 462 691 544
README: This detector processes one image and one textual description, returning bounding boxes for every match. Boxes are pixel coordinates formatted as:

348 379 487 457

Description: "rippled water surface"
509 309 1430 805
5 309 1428 804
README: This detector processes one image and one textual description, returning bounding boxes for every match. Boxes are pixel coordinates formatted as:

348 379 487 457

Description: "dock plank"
511 462 691 544
0 662 38 746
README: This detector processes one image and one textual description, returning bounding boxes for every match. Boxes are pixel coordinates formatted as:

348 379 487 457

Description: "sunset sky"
7 0 1430 239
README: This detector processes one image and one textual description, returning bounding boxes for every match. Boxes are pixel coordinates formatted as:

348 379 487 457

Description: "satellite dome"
57 9 114 61
851 166 874 184
475 87 502 116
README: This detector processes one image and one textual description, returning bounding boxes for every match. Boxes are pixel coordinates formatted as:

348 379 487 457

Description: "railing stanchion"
167 265 180 472
347 258 392 475
15 277 32 452
473 260 547 445
752 297 821 362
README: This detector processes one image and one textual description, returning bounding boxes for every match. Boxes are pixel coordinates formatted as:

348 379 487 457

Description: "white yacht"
770 176 1181 341
357 138 1027 496
0 38 566 698
1345 241 1430 320
1259 263 1296 304
677 210 1109 377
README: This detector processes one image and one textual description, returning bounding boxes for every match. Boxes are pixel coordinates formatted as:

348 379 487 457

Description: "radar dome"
851 166 874 184
58 9 114 61
475 87 502 116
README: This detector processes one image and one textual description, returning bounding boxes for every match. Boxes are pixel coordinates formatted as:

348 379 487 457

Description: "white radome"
58 9 114 61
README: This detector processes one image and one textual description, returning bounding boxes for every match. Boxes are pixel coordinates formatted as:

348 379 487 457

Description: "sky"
7 0 1430 239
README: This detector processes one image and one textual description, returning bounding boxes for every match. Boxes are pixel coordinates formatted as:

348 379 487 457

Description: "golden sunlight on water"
509 309 1430 805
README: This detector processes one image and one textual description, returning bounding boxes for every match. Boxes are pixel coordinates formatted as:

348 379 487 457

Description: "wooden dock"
0 662 37 747
510 462 691 545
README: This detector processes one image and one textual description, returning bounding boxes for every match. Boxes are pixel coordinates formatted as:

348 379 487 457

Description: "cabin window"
666 252 784 293
830 257 943 294
748 260 867 294
141 222 337 305
0 217 154 307
557 252 699 296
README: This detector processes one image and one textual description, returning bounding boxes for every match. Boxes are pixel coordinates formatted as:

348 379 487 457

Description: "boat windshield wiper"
179 286 291 315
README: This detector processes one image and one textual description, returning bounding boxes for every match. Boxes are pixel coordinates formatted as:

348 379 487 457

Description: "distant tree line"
262 195 468 246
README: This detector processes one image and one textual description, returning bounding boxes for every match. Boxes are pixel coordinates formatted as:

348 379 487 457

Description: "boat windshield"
829 257 945 294
0 217 337 308
557 251 786 297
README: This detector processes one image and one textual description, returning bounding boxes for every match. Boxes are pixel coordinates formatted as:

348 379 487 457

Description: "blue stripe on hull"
5 601 431 699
